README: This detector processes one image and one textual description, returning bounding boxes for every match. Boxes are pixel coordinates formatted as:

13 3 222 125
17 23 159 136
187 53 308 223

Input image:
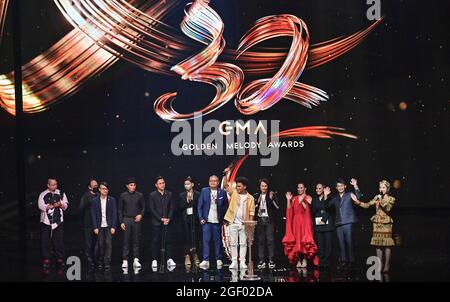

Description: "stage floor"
36 263 376 282
1 210 449 282
18 257 450 282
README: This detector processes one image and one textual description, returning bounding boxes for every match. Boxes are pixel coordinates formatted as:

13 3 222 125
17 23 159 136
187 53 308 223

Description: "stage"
0 0 448 285
1 209 449 282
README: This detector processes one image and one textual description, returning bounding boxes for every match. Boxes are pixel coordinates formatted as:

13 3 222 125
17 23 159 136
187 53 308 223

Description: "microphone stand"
159 200 168 273
189 197 197 257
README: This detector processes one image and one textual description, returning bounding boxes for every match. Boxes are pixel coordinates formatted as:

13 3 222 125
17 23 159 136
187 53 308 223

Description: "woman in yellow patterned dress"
355 180 395 273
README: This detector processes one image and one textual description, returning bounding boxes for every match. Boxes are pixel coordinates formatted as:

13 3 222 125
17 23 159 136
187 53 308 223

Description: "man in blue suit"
197 175 228 269
91 181 117 271
330 178 362 271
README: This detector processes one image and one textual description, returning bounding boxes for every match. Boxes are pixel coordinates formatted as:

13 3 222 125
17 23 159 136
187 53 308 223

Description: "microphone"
377 193 383 200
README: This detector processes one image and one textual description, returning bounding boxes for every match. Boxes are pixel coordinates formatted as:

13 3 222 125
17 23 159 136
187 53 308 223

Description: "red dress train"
282 195 319 265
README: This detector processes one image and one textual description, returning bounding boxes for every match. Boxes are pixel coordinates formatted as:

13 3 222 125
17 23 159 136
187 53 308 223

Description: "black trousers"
41 223 65 260
256 218 275 261
122 217 141 259
84 227 97 264
151 225 172 261
182 215 201 255
98 228 112 266
315 231 333 266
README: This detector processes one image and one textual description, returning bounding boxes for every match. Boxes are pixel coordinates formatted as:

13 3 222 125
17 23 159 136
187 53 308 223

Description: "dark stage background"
0 0 449 281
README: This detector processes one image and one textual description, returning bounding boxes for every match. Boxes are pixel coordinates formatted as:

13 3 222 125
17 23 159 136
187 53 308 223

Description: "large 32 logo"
0 0 381 119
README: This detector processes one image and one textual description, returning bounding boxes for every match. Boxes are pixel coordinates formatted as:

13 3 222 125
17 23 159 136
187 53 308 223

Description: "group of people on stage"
38 173 396 274
282 178 395 274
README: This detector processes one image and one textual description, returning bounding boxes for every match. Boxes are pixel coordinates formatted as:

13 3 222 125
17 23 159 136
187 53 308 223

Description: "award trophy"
242 220 261 281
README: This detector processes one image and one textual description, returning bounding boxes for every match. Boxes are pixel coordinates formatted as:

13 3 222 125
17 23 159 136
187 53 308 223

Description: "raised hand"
305 195 312 204
324 186 331 197
285 192 293 208
285 192 293 202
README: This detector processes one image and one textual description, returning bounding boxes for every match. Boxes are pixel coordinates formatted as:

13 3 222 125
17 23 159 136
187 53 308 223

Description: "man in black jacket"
179 176 201 267
310 183 333 270
254 178 279 269
118 177 145 269
79 179 98 269
148 176 176 270
91 182 117 271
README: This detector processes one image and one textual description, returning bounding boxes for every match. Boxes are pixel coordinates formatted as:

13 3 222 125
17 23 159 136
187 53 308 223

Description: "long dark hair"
258 178 270 191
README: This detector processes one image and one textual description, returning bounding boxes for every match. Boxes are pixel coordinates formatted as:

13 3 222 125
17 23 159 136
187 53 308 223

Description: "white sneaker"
133 258 141 268
151 259 158 268
301 259 307 268
121 260 128 269
240 262 247 269
216 260 223 268
167 258 176 267
229 260 238 269
296 260 302 268
199 260 209 269
257 261 266 269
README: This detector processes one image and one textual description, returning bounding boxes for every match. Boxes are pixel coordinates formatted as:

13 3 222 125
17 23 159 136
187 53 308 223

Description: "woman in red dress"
282 182 319 268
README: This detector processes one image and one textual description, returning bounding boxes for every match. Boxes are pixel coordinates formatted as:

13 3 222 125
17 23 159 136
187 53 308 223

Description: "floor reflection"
35 262 395 282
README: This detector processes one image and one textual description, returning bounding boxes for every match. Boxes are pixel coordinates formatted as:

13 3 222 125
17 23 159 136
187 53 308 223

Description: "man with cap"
118 177 145 269
38 177 69 270
79 178 99 270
